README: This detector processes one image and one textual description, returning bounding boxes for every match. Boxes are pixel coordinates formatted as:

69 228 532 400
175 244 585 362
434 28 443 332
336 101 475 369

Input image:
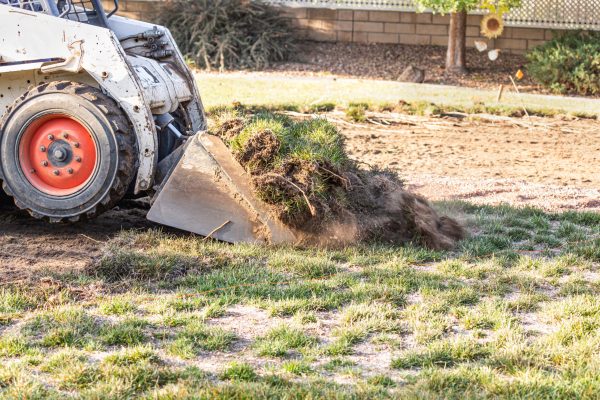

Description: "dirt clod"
213 117 245 141
237 129 281 172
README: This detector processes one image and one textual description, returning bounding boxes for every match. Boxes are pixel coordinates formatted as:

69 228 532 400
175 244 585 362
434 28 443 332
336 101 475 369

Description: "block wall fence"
102 0 569 54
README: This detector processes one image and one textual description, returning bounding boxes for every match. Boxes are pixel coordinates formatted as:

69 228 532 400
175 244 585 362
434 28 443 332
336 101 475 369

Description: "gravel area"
269 41 544 94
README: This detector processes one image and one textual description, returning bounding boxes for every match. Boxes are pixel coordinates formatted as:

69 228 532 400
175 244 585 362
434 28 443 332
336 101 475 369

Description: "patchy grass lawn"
1 202 600 399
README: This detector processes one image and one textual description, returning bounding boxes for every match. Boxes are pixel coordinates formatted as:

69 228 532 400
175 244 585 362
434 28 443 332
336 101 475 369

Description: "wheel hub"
47 140 73 166
19 116 98 196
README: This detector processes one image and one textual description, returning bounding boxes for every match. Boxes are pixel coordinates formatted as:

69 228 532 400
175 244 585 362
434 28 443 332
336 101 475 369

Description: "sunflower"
481 14 505 39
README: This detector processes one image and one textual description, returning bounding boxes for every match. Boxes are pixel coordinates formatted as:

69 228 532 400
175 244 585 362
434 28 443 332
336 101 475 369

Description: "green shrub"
155 0 295 70
527 31 600 95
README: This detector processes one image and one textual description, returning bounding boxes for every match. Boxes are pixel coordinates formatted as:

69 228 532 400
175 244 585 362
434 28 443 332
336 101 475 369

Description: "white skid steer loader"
0 0 295 243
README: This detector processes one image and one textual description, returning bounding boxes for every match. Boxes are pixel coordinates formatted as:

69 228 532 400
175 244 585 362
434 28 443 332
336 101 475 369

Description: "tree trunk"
446 11 467 74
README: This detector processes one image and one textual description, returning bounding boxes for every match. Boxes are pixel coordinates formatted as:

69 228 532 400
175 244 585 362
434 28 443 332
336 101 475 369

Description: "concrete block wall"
283 7 557 54
102 1 557 54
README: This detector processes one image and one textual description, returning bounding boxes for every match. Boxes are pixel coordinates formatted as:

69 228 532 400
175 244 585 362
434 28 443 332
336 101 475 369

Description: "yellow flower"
481 14 505 39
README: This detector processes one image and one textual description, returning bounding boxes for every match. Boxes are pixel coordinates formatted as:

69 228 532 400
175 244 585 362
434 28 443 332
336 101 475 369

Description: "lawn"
1 202 600 399
196 72 600 117
1 74 599 399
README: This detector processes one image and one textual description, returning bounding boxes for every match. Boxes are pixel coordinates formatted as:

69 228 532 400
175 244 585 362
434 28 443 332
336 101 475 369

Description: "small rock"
398 65 425 83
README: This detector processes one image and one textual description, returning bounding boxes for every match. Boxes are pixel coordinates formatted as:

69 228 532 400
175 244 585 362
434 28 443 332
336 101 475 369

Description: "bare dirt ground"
0 202 154 279
338 112 600 212
1 113 599 272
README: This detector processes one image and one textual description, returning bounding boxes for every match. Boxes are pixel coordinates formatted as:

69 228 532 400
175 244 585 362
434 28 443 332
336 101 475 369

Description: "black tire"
0 81 137 222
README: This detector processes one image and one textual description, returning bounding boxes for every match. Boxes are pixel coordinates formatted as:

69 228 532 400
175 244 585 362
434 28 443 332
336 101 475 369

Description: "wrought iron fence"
267 0 600 30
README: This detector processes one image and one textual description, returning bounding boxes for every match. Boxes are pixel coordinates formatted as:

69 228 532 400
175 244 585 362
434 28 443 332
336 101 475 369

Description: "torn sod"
210 110 465 249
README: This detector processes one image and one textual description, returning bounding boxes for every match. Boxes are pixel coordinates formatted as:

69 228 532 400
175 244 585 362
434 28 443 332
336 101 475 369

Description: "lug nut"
73 142 80 148
63 132 69 139
53 170 59 176
30 168 35 174
48 134 54 141
40 146 46 152
75 156 82 162
67 168 73 174
41 160 48 167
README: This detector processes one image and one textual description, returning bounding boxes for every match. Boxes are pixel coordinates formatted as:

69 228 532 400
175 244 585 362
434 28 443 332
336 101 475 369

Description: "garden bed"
267 41 550 95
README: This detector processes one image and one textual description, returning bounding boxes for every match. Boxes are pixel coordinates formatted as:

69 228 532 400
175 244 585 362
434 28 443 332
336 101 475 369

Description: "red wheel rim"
19 115 98 196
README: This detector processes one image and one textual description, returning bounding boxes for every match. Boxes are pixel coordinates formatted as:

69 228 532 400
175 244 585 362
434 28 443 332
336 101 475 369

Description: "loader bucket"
147 132 297 244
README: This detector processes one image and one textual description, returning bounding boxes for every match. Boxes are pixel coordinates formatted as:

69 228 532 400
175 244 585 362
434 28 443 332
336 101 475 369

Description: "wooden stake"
509 75 530 120
496 84 505 102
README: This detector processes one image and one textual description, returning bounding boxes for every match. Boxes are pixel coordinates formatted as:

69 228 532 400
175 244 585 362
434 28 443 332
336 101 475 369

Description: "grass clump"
324 328 367 356
392 339 490 369
40 351 99 390
98 296 138 316
100 318 150 347
340 302 402 334
168 321 236 358
0 336 30 357
254 325 317 357
21 307 99 348
220 362 258 381
0 364 59 399
367 374 396 388
103 346 161 367
345 102 369 122
0 289 37 314
303 102 336 113
323 358 356 372
93 230 219 283
282 360 313 376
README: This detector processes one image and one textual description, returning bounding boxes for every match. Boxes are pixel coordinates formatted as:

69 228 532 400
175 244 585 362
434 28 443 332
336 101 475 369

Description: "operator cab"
0 0 117 27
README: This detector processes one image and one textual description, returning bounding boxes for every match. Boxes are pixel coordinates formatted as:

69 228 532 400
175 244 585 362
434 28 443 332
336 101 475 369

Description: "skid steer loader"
0 0 295 243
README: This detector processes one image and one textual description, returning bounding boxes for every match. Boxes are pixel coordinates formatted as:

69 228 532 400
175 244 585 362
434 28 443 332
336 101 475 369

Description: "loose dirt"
340 112 600 212
0 200 154 281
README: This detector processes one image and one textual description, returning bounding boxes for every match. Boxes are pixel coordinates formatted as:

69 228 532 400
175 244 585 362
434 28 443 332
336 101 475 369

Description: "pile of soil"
214 115 464 249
